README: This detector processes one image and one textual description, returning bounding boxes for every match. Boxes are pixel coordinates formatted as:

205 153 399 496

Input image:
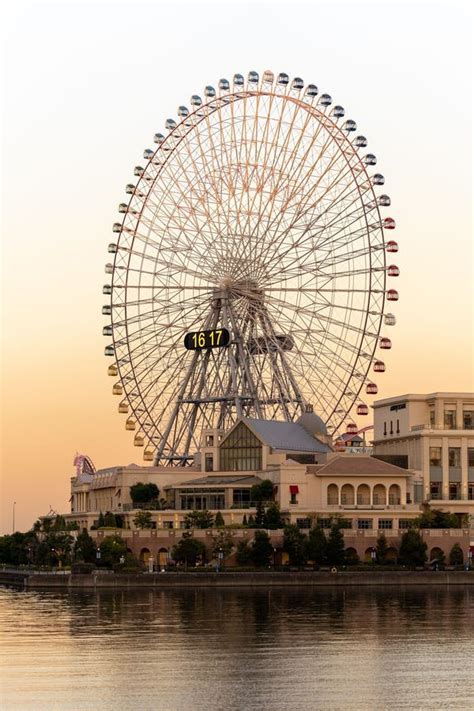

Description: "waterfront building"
372 392 474 518
68 412 421 533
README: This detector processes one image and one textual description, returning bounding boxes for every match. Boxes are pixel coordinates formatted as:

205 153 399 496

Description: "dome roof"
297 410 328 437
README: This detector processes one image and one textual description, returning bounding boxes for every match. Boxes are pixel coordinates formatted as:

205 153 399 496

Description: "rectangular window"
429 409 435 426
469 485 474 501
430 482 442 500
449 483 461 500
357 519 373 529
448 447 461 467
296 518 311 529
444 409 456 429
205 435 214 447
390 420 393 435
468 448 474 467
399 519 414 529
318 518 331 529
383 421 387 436
396 419 400 434
205 455 214 472
430 447 442 466
378 519 393 529
463 411 474 429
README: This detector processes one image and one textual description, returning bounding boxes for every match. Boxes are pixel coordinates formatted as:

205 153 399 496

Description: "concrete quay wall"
1 570 473 590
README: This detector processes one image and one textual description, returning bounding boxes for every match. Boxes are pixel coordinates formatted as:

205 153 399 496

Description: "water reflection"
0 587 473 710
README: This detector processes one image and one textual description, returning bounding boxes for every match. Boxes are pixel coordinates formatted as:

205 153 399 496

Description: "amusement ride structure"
102 70 399 465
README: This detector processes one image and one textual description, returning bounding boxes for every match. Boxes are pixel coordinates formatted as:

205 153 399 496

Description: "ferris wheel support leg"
225 299 263 419
221 296 243 419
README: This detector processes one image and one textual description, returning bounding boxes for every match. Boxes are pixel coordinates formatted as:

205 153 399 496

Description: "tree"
306 525 327 566
133 511 153 529
236 540 253 566
251 479 274 502
211 530 234 562
247 514 255 528
326 523 345 566
344 548 360 566
251 530 273 567
214 511 225 527
255 500 265 527
104 511 117 527
399 529 427 567
183 510 214 529
40 531 73 567
415 505 459 529
97 512 105 528
265 503 282 529
130 482 160 505
172 537 206 567
74 529 96 564
376 533 389 564
449 543 464 566
53 515 67 531
283 524 307 566
99 535 128 568
0 531 37 566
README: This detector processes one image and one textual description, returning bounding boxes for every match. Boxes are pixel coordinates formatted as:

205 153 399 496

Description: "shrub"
306 526 327 566
326 524 345 566
265 503 282 529
399 529 427 567
449 543 463 566
251 530 273 567
236 540 253 566
376 533 389 564
214 511 225 527
183 510 214 529
283 524 307 566
172 537 206 567
133 511 153 529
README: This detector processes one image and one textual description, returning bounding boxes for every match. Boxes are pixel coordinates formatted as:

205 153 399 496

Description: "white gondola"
143 149 154 160
318 93 332 107
112 223 122 233
118 203 128 213
107 364 118 377
291 77 304 90
102 305 112 315
373 174 385 185
153 133 165 144
103 325 113 336
102 285 112 295
108 244 118 254
105 263 114 274
104 345 115 356
233 74 244 86
277 72 289 85
165 118 177 130
248 71 259 84
113 384 123 396
125 184 135 194
190 95 202 106
219 78 230 91
384 313 396 326
177 106 189 117
134 166 144 176
262 70 274 84
354 135 368 147
204 85 216 97
118 401 128 413
343 119 357 132
331 105 345 118
305 84 318 97
364 154 377 166
378 195 391 206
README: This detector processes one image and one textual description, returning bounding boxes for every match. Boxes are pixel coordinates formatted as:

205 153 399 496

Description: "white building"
372 392 474 515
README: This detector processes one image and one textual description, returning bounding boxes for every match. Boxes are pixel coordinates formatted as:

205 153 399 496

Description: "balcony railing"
411 424 474 432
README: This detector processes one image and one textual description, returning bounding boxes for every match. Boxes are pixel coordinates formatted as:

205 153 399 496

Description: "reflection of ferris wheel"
103 70 399 465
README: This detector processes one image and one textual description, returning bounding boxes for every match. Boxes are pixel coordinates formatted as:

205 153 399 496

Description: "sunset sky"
1 0 472 533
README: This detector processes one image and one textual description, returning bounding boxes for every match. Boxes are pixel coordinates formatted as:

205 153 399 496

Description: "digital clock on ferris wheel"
184 328 230 351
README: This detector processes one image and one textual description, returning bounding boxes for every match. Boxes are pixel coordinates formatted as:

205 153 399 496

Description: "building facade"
372 392 474 518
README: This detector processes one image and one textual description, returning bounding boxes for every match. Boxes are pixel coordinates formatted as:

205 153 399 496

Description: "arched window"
389 484 401 505
373 484 386 505
357 484 370 506
341 484 355 505
327 483 339 505
139 548 151 564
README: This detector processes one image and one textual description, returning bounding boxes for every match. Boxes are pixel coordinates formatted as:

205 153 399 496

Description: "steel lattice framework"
103 71 399 465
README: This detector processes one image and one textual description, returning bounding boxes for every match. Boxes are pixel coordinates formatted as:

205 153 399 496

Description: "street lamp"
273 547 277 571
217 546 223 572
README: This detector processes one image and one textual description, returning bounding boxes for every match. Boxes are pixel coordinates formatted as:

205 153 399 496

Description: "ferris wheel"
103 70 399 465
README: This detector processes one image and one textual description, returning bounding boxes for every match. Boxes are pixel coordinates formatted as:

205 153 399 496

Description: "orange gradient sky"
1 0 473 533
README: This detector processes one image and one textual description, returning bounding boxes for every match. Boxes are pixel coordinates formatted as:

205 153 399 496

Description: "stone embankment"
1 569 473 590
